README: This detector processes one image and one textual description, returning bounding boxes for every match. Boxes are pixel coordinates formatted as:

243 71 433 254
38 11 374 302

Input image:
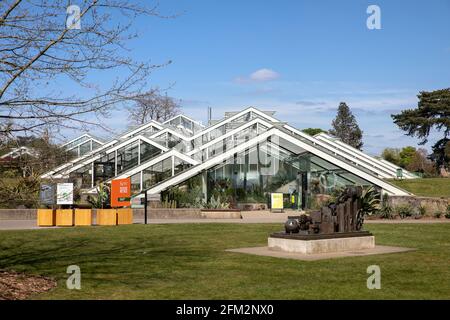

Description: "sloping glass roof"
42 107 413 197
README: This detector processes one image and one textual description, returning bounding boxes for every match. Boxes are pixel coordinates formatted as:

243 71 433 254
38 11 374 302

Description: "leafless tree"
127 88 181 125
0 0 173 138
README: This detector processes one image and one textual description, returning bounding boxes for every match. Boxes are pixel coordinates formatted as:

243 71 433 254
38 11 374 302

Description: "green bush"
87 183 110 209
359 186 381 218
414 205 427 219
434 211 443 219
445 204 450 218
379 193 394 219
164 185 204 208
206 195 230 209
379 205 394 219
395 205 414 219
418 205 427 216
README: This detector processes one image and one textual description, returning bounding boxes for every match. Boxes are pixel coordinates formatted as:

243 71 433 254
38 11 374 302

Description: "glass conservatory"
42 108 413 209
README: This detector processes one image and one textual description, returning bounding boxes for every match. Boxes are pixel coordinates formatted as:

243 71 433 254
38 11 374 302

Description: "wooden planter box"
97 209 117 226
117 208 133 225
37 209 55 227
74 209 92 226
56 209 73 226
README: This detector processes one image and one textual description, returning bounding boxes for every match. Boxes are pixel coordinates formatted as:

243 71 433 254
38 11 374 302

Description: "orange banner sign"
111 178 131 207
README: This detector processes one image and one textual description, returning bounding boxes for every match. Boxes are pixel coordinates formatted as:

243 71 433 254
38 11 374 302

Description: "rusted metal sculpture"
283 186 366 235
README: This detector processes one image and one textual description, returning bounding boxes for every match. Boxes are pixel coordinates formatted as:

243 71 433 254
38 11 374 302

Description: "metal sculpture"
283 186 366 235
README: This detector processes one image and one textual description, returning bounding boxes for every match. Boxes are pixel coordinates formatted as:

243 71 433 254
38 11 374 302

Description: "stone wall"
0 209 37 220
0 208 241 220
133 208 202 219
134 208 241 219
388 196 450 215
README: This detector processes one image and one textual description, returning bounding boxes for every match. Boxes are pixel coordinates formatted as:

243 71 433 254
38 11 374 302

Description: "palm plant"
87 183 110 209
378 193 394 219
356 186 380 229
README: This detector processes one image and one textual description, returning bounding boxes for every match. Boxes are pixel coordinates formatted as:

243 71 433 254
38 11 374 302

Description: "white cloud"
234 68 280 83
249 68 280 81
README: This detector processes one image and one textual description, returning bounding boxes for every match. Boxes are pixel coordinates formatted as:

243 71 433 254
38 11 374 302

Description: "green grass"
0 223 449 299
389 178 450 198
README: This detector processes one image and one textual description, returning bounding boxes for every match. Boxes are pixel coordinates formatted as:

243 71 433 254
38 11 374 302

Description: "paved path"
0 220 51 230
227 245 415 261
365 219 450 224
1 215 449 231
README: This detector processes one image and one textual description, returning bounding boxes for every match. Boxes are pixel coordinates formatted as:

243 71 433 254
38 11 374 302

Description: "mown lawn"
389 178 450 198
0 223 449 299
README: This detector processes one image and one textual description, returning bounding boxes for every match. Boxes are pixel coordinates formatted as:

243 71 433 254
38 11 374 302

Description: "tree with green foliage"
407 148 435 176
329 102 364 150
399 146 416 168
392 88 450 171
381 146 422 169
429 138 450 172
302 128 327 136
0 135 72 208
381 148 400 166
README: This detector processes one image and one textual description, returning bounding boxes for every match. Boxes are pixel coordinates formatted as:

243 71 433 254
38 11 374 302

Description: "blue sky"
71 0 450 155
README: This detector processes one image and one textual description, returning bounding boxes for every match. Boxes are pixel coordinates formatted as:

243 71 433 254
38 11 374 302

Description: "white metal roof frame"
40 139 118 178
309 134 397 179
42 106 416 185
195 108 403 179
0 146 39 159
44 108 276 179
84 149 199 193
143 128 411 196
163 114 205 128
41 123 165 179
186 117 275 156
51 135 169 178
65 137 106 152
60 133 93 148
117 120 164 140
186 107 280 140
314 132 416 179
280 127 394 178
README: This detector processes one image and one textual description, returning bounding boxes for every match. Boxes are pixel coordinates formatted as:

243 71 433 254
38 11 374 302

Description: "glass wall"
152 132 168 147
140 156 192 190
79 141 92 156
174 158 193 175
69 165 92 189
94 152 115 186
142 157 172 189
166 116 203 134
92 141 103 151
117 141 139 174
64 135 90 150
65 138 103 158
130 173 141 195
167 133 182 149
203 136 374 209
140 141 162 163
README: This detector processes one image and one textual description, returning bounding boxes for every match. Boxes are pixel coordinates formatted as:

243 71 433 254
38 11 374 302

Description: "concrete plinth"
268 235 375 254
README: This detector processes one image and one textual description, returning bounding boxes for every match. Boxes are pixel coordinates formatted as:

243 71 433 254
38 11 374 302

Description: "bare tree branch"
126 88 181 125
0 0 174 138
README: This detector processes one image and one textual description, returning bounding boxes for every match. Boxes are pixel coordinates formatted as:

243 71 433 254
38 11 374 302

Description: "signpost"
144 191 148 225
56 183 73 205
40 183 55 205
111 178 131 207
271 193 284 212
